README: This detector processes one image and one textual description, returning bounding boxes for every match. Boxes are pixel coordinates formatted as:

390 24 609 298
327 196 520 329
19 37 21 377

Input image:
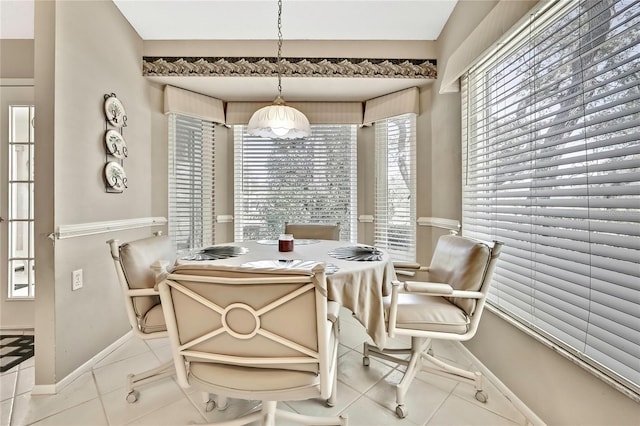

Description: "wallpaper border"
143 56 437 79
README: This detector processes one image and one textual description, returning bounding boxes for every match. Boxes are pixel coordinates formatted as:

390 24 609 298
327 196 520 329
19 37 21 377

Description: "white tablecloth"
175 240 396 348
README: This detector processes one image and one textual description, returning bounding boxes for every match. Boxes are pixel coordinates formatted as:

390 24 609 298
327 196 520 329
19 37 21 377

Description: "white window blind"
234 125 357 241
168 114 215 253
462 0 640 395
375 113 417 261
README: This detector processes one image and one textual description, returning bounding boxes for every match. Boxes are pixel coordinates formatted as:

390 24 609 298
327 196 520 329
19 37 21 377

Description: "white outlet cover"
72 269 83 291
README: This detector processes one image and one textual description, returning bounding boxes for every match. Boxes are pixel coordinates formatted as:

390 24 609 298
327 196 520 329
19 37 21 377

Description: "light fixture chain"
277 0 283 96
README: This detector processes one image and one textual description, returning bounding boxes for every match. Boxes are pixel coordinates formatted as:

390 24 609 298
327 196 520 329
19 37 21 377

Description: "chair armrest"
392 261 422 270
404 281 453 295
151 260 170 275
393 262 431 278
326 301 341 324
450 290 483 299
402 282 483 299
125 288 160 296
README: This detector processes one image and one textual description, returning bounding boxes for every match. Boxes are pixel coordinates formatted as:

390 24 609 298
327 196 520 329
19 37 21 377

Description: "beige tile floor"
2 309 534 426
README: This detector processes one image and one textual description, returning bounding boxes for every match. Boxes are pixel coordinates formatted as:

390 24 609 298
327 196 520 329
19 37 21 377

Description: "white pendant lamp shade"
247 0 311 140
247 96 311 139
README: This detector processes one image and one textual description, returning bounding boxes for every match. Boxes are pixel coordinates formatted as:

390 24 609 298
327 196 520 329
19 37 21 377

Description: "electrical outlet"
72 269 83 291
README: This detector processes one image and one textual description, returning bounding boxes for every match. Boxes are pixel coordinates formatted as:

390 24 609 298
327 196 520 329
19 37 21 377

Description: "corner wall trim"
52 217 167 240
31 331 133 395
417 217 461 231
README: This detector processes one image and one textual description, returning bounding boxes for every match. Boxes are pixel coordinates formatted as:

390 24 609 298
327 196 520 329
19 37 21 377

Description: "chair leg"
362 337 433 419
201 392 231 412
193 401 347 426
263 401 277 426
420 352 488 402
275 404 348 425
362 341 412 367
327 362 338 407
126 360 174 403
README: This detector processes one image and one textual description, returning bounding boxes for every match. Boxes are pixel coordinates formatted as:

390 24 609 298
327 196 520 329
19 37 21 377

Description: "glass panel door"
7 105 35 298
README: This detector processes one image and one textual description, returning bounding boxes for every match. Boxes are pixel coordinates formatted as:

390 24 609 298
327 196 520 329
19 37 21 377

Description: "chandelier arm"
277 0 283 97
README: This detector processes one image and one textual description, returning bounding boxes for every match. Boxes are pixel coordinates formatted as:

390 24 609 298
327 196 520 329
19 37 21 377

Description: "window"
375 113 417 261
462 0 640 395
234 125 357 241
168 114 215 253
7 105 35 298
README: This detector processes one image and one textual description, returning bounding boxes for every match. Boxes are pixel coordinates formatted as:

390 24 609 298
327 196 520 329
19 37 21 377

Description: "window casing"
462 0 640 395
234 125 357 241
168 114 215 254
375 113 417 262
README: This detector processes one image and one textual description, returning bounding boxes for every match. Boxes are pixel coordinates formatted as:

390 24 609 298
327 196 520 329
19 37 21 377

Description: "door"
1 85 35 330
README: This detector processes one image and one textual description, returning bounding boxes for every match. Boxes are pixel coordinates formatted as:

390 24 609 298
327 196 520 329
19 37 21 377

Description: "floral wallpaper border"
142 56 437 79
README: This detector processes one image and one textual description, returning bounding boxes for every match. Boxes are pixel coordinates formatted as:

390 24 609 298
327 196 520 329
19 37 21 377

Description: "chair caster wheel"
205 400 217 412
475 390 488 403
126 390 139 403
395 405 407 418
362 356 370 366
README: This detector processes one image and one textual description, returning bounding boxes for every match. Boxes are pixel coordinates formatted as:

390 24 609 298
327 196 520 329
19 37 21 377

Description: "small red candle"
278 234 294 252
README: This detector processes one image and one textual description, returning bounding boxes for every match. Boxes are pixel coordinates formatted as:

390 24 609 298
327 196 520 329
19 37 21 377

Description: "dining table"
173 239 397 349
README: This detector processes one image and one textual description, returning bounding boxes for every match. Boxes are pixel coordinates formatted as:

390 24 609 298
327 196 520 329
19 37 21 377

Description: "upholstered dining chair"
107 233 178 404
158 262 348 426
284 222 341 240
362 234 503 418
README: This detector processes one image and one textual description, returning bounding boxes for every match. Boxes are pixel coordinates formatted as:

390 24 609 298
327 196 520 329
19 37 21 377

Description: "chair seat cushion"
189 362 320 393
384 293 470 334
140 303 167 334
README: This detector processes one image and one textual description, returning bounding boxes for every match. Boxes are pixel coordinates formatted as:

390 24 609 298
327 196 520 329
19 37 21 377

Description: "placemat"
327 245 384 261
182 246 249 261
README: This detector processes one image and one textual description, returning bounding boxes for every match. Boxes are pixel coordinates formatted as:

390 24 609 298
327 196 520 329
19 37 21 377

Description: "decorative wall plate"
104 129 128 159
328 245 383 261
104 161 127 191
182 245 249 261
104 94 127 127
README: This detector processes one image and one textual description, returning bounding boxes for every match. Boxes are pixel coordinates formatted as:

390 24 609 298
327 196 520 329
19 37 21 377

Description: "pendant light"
247 0 311 139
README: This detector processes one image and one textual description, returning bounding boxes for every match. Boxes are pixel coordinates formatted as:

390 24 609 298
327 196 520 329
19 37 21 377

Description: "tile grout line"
7 367 18 426
91 368 112 425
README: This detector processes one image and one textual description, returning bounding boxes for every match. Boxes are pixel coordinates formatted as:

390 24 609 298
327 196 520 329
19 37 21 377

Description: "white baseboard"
30 384 56 395
31 331 133 395
456 342 547 426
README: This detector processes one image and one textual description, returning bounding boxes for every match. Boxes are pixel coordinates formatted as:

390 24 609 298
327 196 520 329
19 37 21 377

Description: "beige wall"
0 39 34 78
435 1 639 424
34 0 166 383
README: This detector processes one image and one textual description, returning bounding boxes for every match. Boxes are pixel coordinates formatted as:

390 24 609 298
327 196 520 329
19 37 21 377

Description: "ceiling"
1 0 458 101
111 1 457 41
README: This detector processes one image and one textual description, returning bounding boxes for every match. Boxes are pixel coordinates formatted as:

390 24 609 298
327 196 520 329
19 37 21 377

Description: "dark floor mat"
0 335 34 372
